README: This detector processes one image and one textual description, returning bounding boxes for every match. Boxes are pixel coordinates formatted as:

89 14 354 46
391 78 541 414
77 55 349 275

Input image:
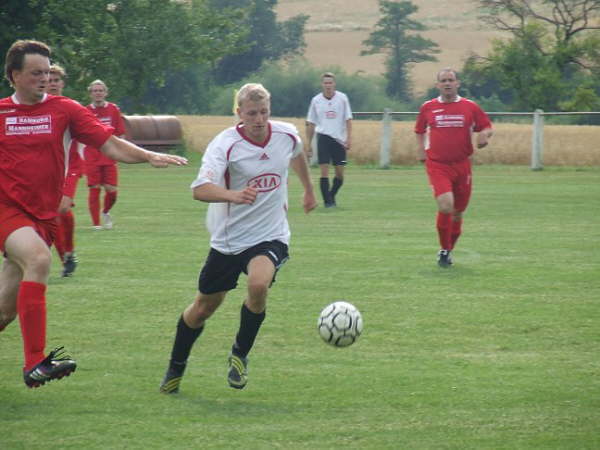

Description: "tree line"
0 0 307 113
2 0 599 121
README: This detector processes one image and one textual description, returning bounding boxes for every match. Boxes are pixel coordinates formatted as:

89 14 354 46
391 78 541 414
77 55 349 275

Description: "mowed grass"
1 160 599 449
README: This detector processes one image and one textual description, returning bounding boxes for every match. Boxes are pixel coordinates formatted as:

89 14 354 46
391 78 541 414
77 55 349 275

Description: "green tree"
1 0 248 112
208 59 410 117
361 0 439 101
208 0 309 84
0 0 49 96
474 0 600 112
468 24 564 111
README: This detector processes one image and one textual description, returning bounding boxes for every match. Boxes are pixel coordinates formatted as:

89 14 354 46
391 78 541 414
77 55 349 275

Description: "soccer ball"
317 301 363 347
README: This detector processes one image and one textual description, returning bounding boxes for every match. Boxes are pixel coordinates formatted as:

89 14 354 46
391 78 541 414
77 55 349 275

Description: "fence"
318 110 600 170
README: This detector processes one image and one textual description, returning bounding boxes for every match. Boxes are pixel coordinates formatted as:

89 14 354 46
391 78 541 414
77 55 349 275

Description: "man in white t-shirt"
160 83 317 394
306 72 353 207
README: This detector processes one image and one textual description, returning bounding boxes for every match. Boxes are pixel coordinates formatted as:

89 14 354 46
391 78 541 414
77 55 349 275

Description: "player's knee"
247 279 269 300
192 296 220 321
25 249 52 279
245 296 267 314
194 304 215 322
438 204 453 214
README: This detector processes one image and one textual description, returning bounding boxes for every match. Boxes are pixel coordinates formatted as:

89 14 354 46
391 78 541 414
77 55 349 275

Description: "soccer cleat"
92 225 102 231
159 366 185 394
61 254 78 277
23 346 77 388
437 249 453 267
227 353 248 390
102 212 113 230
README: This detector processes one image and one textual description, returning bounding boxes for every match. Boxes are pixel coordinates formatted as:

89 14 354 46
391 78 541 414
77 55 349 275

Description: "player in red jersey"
0 40 187 388
84 79 126 230
415 68 493 267
46 63 82 276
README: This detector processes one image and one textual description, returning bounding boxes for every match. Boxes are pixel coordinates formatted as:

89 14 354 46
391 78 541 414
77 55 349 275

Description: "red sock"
62 210 75 252
451 218 463 250
436 212 453 250
17 281 47 370
54 216 65 262
103 191 117 214
88 187 101 226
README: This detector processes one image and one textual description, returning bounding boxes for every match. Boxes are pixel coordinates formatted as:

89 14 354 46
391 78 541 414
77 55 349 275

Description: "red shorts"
0 202 57 252
425 158 472 212
86 163 119 187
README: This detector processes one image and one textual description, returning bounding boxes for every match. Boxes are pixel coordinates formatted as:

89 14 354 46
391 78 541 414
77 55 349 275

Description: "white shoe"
92 225 102 231
102 212 113 230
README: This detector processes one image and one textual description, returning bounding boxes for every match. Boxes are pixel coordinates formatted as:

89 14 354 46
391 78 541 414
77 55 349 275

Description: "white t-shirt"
191 120 303 255
306 91 353 143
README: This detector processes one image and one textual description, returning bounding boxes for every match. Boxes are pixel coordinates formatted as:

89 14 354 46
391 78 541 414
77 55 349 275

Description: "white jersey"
306 91 353 143
191 120 303 255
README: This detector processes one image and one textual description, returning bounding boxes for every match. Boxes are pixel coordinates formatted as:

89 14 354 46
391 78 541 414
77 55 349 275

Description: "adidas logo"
259 153 269 160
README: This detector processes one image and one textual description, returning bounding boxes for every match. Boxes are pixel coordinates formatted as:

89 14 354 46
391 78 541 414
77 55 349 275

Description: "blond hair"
236 83 270 107
88 79 108 92
49 63 66 79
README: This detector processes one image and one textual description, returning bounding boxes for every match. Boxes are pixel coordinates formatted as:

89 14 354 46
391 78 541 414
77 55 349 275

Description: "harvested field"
277 0 507 94
178 116 600 166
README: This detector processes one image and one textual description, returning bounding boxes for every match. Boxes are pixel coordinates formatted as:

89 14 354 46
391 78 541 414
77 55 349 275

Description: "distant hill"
277 0 507 94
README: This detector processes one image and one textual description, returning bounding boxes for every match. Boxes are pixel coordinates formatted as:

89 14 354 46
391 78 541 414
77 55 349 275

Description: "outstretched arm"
100 135 188 167
290 151 317 214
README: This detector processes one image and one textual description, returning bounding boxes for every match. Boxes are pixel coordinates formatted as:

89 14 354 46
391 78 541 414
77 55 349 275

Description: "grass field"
2 160 600 449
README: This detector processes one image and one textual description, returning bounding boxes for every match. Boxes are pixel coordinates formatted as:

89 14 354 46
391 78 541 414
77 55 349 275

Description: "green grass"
2 160 599 449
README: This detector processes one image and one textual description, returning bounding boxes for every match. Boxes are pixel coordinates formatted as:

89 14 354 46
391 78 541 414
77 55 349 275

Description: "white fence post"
379 108 392 169
531 109 544 170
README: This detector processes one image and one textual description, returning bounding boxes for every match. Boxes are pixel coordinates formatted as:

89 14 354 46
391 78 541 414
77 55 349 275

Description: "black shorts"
317 133 347 166
198 240 289 294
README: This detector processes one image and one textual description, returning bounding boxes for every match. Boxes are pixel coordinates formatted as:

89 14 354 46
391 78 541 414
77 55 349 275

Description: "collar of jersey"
236 122 272 148
437 95 462 104
11 93 48 105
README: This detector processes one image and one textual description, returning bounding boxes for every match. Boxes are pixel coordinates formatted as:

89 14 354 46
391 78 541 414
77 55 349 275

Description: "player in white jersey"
160 83 317 394
306 72 353 207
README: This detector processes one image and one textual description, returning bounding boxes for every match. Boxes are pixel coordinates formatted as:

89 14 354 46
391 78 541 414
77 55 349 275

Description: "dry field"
276 0 507 94
178 115 600 166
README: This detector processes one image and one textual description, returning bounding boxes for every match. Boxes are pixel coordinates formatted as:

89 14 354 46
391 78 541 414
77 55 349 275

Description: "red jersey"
0 94 113 220
85 102 125 166
415 96 492 164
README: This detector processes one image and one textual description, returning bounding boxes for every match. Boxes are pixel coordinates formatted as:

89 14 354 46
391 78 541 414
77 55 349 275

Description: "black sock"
330 177 343 200
232 303 265 358
169 315 204 373
320 177 331 204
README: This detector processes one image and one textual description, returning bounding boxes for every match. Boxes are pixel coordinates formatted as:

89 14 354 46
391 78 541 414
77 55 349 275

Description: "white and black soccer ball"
317 301 363 347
